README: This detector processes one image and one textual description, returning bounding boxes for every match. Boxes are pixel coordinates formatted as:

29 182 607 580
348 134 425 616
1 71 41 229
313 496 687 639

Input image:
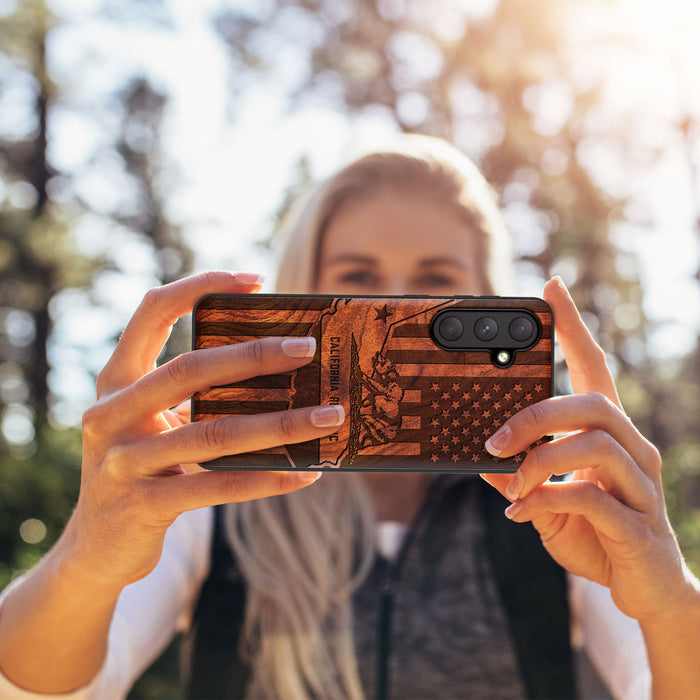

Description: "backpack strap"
184 504 251 699
480 478 577 699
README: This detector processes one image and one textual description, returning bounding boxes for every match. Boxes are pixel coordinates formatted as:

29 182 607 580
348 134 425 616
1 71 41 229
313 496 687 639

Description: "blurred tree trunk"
27 31 52 421
0 1 61 424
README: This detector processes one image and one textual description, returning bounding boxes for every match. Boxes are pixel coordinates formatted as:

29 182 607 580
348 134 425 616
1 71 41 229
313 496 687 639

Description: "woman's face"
315 189 484 296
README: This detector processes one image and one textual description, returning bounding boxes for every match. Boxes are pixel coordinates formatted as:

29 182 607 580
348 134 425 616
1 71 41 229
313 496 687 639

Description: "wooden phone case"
192 294 553 473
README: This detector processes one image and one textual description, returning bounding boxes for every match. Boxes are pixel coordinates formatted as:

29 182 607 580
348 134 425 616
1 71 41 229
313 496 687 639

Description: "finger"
543 277 621 408
503 480 641 544
107 404 345 475
503 429 656 512
161 402 190 430
170 401 191 426
479 472 512 499
99 271 264 393
112 336 317 424
484 392 659 479
151 467 323 515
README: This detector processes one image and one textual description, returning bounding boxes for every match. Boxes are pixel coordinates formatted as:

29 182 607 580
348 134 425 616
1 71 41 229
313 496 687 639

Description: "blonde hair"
224 474 375 700
224 135 514 699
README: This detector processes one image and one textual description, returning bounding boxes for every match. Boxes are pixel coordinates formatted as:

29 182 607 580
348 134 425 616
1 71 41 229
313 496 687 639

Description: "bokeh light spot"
1 404 35 445
19 519 47 545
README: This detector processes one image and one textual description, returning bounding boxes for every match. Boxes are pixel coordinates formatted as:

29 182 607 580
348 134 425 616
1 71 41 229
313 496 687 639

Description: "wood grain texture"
192 294 553 472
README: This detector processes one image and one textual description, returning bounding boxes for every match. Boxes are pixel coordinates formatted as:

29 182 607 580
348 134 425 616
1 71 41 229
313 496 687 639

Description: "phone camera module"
474 316 498 342
431 307 541 356
509 316 535 343
438 315 464 341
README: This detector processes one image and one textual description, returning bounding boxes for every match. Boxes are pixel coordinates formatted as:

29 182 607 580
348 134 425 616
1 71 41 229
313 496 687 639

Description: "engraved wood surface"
192 294 552 472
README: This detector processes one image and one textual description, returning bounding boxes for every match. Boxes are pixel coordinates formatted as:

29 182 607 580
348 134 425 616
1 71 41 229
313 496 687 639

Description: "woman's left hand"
481 277 697 625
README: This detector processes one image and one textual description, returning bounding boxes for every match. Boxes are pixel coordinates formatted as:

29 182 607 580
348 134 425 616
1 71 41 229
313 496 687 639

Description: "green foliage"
0 423 81 591
661 441 700 578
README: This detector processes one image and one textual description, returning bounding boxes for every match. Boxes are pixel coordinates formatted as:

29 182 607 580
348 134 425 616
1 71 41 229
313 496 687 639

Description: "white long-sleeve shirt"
0 507 651 699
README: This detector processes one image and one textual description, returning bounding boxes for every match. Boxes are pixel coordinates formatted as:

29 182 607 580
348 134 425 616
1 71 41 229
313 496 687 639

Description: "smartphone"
191 294 553 473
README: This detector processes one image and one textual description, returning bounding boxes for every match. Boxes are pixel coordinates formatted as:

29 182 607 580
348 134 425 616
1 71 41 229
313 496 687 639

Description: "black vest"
182 477 576 699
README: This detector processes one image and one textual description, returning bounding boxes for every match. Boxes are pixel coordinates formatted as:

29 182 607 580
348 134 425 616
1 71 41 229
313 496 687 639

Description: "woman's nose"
388 279 409 296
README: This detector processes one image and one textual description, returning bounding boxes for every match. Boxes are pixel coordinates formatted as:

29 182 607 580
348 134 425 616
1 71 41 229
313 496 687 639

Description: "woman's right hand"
62 271 343 590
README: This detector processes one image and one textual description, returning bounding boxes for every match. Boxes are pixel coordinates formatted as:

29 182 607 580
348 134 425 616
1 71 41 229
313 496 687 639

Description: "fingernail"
281 337 316 358
485 425 511 457
235 272 265 286
310 405 345 428
552 275 567 293
298 470 322 483
505 501 523 520
505 470 523 500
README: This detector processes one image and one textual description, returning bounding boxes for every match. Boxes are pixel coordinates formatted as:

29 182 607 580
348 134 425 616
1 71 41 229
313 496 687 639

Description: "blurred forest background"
1 0 700 696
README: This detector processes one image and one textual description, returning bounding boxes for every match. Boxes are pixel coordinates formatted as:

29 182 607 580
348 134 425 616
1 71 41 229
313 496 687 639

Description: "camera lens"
509 316 535 342
438 315 464 341
474 317 498 341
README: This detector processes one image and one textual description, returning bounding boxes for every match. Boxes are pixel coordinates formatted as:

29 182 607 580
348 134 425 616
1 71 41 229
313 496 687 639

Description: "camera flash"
496 350 511 365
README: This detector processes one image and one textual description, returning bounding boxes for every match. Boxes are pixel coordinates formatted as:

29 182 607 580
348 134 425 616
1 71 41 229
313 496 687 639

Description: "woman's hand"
0 270 347 694
65 271 344 590
480 277 698 625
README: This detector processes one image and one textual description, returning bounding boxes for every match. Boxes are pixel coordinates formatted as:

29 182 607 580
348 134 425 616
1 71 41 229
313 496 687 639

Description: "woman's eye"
413 273 456 290
337 270 380 287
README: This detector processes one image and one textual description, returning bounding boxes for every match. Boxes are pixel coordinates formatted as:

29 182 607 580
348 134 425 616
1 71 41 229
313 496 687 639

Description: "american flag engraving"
192 295 552 472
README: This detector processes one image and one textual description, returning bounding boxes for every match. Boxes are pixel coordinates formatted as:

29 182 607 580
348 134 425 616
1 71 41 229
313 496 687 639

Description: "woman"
0 136 698 699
